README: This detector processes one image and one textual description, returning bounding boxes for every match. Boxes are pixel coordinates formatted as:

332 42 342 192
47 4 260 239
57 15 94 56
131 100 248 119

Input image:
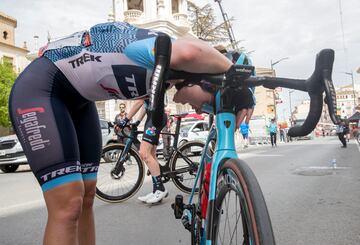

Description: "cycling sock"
152 175 165 192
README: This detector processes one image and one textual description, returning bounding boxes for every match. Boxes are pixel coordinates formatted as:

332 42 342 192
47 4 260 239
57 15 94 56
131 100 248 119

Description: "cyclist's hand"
116 117 130 129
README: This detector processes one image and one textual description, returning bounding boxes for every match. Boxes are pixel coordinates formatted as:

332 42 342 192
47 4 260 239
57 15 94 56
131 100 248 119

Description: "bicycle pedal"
173 194 184 219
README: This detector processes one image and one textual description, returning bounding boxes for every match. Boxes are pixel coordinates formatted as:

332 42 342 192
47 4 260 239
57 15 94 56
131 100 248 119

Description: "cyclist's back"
41 21 160 101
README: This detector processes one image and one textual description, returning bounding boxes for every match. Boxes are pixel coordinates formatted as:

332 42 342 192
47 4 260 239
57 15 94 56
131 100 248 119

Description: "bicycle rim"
170 141 205 193
96 144 144 203
211 159 275 245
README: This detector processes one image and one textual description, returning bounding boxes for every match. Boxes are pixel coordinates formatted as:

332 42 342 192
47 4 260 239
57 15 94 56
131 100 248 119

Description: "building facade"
336 84 360 118
252 68 277 121
0 11 30 73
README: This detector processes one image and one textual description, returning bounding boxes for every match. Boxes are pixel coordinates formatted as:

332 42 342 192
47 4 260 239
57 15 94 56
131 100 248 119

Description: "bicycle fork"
111 139 134 179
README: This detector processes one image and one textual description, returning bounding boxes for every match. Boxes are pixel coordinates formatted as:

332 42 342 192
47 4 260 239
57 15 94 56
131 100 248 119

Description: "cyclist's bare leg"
245 108 254 124
236 109 248 129
78 180 97 245
171 38 232 73
43 181 85 245
139 141 160 176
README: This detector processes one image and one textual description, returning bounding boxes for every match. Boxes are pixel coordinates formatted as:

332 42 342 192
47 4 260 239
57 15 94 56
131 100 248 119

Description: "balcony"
173 13 189 27
124 9 143 23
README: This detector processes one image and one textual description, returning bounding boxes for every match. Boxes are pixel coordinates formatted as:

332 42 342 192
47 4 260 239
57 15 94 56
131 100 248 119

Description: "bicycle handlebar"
148 35 338 137
287 49 339 136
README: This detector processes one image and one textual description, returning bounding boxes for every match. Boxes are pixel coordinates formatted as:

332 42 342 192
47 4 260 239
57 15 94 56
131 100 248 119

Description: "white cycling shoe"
137 192 154 202
145 189 169 204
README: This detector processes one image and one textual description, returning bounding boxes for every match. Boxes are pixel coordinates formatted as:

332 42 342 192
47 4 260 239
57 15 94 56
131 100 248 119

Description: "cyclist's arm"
126 99 145 121
171 38 232 73
136 105 146 122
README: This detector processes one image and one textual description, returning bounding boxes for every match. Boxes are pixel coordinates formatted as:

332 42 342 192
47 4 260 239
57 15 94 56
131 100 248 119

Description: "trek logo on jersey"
125 74 139 97
112 65 147 99
68 53 102 68
17 107 50 151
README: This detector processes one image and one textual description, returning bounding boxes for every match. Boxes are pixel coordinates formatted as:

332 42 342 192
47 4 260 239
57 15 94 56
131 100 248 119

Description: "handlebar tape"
288 94 323 137
288 49 337 137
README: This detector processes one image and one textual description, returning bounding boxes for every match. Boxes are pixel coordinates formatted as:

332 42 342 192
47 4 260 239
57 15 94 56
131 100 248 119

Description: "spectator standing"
114 102 128 144
344 120 350 142
269 119 278 147
239 122 250 148
336 121 347 148
279 128 285 142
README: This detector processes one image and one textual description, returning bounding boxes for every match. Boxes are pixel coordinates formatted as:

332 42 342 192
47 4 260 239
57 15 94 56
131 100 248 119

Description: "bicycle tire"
209 158 275 245
170 141 205 193
96 143 145 203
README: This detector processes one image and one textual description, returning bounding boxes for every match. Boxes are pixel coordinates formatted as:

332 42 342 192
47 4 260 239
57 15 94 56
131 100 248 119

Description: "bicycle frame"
113 115 198 181
185 92 241 244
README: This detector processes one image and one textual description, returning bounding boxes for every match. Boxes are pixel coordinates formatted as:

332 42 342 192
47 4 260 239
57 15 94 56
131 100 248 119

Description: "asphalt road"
0 137 359 245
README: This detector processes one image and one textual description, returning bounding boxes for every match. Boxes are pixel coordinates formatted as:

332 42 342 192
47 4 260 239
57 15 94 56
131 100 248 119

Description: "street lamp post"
343 71 357 111
289 90 295 125
270 57 289 119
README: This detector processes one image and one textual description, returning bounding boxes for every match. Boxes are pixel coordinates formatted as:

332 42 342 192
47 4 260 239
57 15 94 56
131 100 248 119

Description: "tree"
187 1 244 51
0 63 17 127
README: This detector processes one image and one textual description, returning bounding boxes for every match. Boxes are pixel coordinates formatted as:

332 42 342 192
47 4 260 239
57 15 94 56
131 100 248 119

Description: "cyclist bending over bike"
116 98 169 204
8 21 233 245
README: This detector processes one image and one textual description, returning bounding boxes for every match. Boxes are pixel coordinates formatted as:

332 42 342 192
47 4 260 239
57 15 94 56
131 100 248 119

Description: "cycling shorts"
234 87 255 112
142 110 167 146
9 57 102 192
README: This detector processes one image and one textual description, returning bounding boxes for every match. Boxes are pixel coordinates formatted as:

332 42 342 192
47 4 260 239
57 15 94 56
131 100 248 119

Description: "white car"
178 120 209 145
99 119 118 146
0 134 27 173
157 120 209 157
0 119 116 173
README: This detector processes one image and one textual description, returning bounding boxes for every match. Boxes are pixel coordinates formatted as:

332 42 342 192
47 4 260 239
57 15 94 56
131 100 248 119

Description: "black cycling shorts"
142 110 167 145
9 57 102 192
233 87 255 113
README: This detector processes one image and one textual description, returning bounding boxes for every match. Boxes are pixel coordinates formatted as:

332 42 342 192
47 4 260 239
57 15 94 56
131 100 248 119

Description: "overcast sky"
1 0 359 120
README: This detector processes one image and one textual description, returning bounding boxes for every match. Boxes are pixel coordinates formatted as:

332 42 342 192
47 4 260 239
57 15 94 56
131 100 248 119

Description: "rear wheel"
0 164 19 173
96 143 144 203
170 141 205 193
210 158 275 245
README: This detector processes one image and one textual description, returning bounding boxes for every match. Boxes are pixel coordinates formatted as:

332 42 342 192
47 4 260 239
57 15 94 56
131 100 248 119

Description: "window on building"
3 31 8 40
128 0 144 11
172 0 179 13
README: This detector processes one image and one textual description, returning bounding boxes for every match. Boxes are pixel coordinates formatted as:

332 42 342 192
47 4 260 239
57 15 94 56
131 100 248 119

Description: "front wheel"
170 141 205 193
209 158 275 245
96 143 145 203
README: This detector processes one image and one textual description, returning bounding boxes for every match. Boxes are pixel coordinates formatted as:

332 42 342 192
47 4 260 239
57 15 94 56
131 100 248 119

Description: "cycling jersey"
9 22 163 192
41 22 160 101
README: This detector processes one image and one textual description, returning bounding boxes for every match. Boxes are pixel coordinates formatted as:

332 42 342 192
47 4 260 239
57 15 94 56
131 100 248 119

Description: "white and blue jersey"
41 22 160 101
